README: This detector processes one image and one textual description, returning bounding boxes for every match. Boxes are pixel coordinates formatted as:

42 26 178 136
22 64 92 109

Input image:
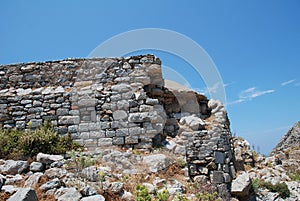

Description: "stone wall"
0 55 236 189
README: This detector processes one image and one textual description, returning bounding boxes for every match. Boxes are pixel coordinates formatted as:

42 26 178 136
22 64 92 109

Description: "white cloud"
239 87 275 99
228 87 275 105
195 81 234 95
281 79 296 86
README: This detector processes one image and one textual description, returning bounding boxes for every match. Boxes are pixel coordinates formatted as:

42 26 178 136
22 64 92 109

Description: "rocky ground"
1 140 300 201
0 149 218 201
1 120 300 201
233 136 300 201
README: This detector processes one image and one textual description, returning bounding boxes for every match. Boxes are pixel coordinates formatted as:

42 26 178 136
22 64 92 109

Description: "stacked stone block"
0 55 236 188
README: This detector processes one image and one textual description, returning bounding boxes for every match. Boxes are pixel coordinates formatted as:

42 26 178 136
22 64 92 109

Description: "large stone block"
112 137 125 145
113 110 128 120
58 116 80 125
212 171 224 184
214 151 225 164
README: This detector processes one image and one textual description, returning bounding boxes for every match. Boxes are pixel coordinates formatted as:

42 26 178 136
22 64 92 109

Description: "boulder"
1 185 19 194
36 153 64 165
24 172 43 188
44 167 67 179
80 185 97 196
109 182 124 194
0 160 29 175
7 188 38 201
143 154 170 173
5 174 23 185
180 115 205 130
55 187 82 201
30 162 44 172
40 178 61 191
231 172 251 197
81 166 99 182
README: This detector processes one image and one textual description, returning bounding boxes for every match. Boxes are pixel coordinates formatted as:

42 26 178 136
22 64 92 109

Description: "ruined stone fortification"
0 55 236 188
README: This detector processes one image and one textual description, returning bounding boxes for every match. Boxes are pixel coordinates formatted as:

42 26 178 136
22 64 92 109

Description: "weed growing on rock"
252 178 290 198
157 189 169 201
196 191 219 201
288 172 300 181
136 184 152 201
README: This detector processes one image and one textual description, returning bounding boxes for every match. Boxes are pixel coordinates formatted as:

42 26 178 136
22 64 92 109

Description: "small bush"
136 184 151 201
288 172 300 181
157 189 169 201
0 120 81 159
252 178 290 199
196 191 219 201
175 158 187 168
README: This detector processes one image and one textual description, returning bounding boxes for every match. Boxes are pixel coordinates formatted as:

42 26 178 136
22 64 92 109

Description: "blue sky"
1 1 299 154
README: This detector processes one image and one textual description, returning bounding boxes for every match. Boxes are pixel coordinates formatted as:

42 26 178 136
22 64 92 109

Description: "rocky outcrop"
270 122 300 156
232 133 300 200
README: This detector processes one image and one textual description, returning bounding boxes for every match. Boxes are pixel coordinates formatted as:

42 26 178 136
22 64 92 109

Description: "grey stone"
20 100 32 105
231 171 251 197
128 112 149 122
16 88 32 96
5 174 23 185
1 185 18 194
180 115 205 130
113 110 128 120
78 98 97 107
80 185 97 196
55 187 82 201
98 138 113 146
30 162 44 172
212 171 224 184
143 154 170 173
50 161 64 168
57 108 69 115
125 136 139 144
24 172 43 188
7 188 38 201
113 137 125 145
44 167 67 179
40 178 61 191
80 194 105 201
111 83 130 92
79 123 89 132
37 153 64 165
0 160 29 175
81 166 99 182
68 125 79 133
106 130 116 137
215 151 225 164
110 182 124 194
116 128 129 136
0 174 5 190
58 116 80 124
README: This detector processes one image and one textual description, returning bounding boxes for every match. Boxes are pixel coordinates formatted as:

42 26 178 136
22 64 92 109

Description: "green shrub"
136 184 152 201
196 191 219 201
252 178 290 198
0 128 24 159
0 120 81 159
288 172 300 181
173 193 189 201
175 158 187 168
251 178 261 191
68 150 96 172
157 189 169 201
